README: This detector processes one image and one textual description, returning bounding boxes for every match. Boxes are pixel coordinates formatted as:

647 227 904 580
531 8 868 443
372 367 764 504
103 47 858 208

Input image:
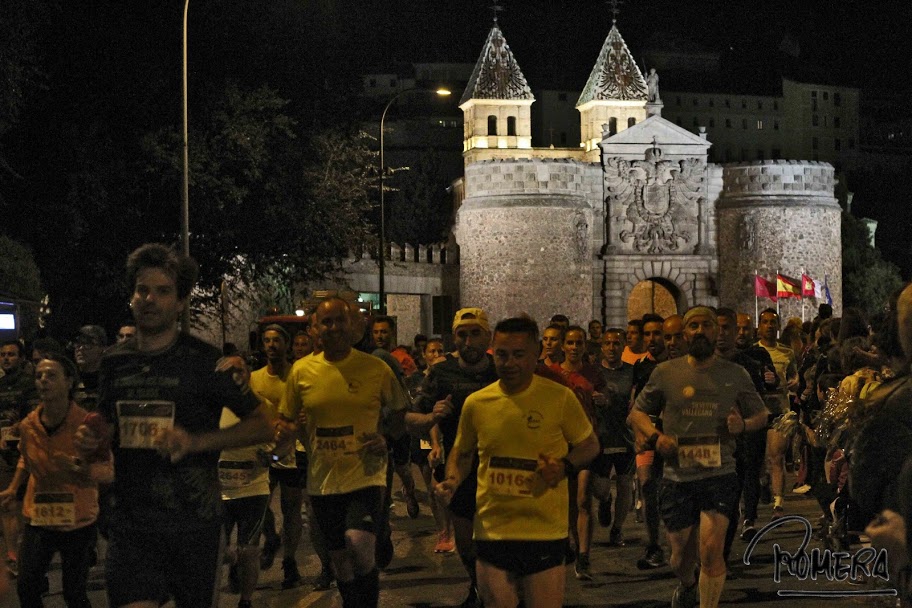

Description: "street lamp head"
436 88 452 97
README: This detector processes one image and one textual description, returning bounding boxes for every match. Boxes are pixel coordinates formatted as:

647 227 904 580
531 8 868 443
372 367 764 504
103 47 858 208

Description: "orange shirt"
17 402 114 531
621 346 648 366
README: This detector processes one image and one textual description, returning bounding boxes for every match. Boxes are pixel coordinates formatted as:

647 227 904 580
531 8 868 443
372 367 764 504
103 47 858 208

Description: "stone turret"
577 23 648 162
459 23 534 164
716 160 842 318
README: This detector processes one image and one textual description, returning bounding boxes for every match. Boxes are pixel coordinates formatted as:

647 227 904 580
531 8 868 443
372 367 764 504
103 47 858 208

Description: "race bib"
219 460 255 489
116 401 175 449
677 436 722 469
32 492 75 527
314 425 355 464
488 456 537 498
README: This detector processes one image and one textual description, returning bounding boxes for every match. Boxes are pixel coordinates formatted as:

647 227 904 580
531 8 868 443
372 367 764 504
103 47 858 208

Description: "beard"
688 335 715 360
459 345 486 365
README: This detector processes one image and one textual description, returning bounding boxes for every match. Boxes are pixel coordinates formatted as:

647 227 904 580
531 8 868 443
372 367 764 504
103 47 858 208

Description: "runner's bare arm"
159 403 273 463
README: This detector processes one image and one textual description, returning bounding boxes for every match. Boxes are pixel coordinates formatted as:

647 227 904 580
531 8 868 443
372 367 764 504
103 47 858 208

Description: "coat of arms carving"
604 142 704 254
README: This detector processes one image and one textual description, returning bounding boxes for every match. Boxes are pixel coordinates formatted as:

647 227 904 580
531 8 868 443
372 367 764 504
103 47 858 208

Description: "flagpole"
776 268 780 322
754 270 759 323
801 268 806 323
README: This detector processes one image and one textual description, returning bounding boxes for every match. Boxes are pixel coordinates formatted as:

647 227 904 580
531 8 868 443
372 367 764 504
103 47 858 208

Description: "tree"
841 211 903 317
0 235 42 301
141 80 376 313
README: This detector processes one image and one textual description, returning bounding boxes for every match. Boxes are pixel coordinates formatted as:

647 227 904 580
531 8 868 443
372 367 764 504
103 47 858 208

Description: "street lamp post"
378 87 450 315
180 0 191 332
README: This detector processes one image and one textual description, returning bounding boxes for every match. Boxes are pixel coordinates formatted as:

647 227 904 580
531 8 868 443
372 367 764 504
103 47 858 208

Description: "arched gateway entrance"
626 277 682 321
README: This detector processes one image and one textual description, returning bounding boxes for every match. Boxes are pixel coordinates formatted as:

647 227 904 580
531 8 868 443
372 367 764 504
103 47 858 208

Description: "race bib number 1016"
488 456 537 498
116 401 175 449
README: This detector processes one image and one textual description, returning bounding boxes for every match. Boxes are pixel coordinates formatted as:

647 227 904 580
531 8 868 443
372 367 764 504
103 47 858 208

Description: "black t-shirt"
596 362 634 450
412 354 499 454
99 333 260 527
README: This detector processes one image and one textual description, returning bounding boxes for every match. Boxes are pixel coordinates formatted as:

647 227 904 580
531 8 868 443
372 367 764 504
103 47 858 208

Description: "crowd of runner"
0 242 910 608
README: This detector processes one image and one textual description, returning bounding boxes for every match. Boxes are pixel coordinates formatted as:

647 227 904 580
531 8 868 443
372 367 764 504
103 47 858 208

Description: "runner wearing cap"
408 307 498 608
628 306 768 608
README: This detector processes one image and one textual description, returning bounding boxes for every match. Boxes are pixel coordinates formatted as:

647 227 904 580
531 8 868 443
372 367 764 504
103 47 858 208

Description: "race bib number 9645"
488 456 537 498
116 401 175 449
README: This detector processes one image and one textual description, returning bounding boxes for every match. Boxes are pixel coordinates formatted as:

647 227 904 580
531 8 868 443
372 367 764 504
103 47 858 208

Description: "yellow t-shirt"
250 365 301 465
454 375 594 541
280 350 408 496
219 408 270 500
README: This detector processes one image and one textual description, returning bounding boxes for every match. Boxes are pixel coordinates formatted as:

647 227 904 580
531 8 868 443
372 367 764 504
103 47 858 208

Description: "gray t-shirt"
633 356 766 482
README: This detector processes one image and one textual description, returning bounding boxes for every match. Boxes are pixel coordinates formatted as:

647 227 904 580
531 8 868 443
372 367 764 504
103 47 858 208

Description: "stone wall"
456 158 602 328
717 160 841 318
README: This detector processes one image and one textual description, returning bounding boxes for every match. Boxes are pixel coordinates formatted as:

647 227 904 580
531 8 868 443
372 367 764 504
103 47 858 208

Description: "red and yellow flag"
777 273 801 299
754 275 777 302
801 274 816 297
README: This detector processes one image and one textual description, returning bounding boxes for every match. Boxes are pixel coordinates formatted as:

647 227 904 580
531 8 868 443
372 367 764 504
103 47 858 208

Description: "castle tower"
716 161 842 318
459 22 534 164
577 23 648 162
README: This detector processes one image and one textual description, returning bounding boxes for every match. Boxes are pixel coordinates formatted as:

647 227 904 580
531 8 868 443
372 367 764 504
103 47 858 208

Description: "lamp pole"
378 87 450 315
180 0 191 332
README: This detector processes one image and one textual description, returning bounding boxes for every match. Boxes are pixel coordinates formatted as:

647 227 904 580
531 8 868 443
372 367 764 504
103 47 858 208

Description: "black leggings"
18 522 96 608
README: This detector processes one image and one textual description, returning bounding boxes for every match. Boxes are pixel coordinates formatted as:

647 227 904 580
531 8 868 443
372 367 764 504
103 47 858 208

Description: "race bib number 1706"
116 401 175 449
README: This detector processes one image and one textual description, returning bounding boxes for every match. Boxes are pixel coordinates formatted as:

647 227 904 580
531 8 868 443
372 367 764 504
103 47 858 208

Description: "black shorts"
590 451 635 477
658 473 739 533
410 446 431 467
476 538 568 576
223 495 269 547
309 486 384 551
448 471 478 521
269 451 307 489
106 517 223 608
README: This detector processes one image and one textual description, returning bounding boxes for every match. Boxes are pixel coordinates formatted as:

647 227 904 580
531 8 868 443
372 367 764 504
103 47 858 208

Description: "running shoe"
404 486 420 519
608 528 625 547
260 534 280 570
281 557 302 590
771 505 785 520
636 545 666 570
434 531 456 553
740 519 757 542
574 553 593 581
312 567 334 591
671 581 698 608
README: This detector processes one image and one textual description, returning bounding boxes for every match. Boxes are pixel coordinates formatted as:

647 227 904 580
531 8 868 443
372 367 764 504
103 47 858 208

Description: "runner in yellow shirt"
438 317 599 608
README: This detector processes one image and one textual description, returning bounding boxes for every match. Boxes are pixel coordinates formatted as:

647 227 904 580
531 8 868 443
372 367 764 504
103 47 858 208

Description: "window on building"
725 99 731 108
812 99 818 111
758 100 763 110
487 115 497 136
609 117 618 135
811 90 817 98
834 116 841 128
834 138 841 151
772 148 781 158
676 96 682 106
628 117 636 127
812 114 819 127
774 120 780 130
823 91 829 101
834 92 841 107
709 118 715 128
558 92 568 101
726 118 732 128
774 100 779 110
812 137 819 150
507 116 517 136
757 120 764 130
741 99 747 109
824 116 828 127
742 118 748 129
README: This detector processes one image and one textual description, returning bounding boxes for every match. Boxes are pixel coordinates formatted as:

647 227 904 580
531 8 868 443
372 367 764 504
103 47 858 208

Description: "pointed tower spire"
576 22 648 160
460 24 533 106
460 21 535 159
